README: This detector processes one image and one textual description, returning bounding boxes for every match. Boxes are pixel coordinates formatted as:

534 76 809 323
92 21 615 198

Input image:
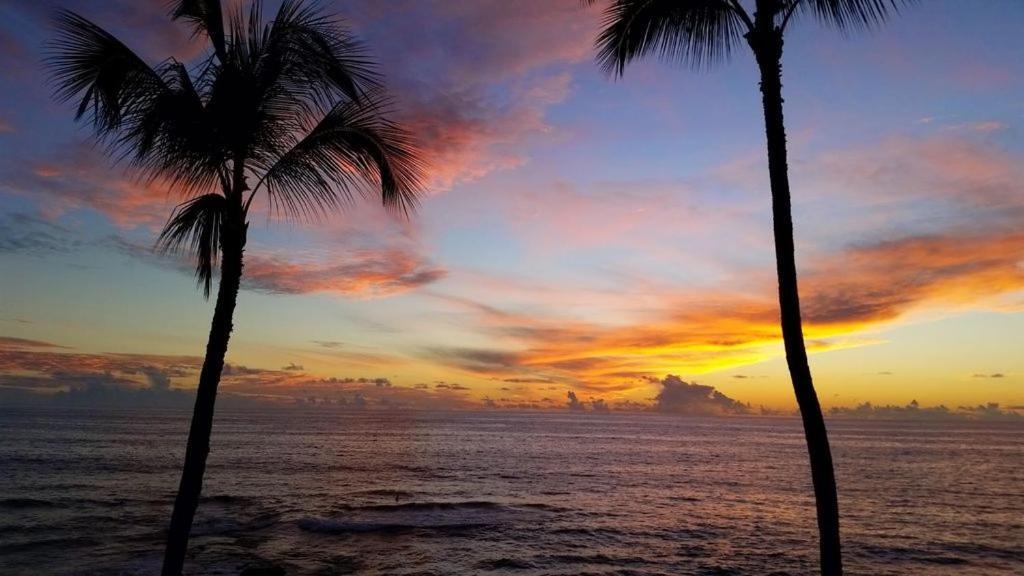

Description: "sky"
0 0 1022 415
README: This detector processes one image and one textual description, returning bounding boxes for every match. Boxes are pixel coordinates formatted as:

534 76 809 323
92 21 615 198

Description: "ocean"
0 408 1021 575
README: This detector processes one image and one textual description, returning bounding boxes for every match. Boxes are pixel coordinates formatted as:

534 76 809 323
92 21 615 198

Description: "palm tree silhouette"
48 2 424 574
585 1 912 574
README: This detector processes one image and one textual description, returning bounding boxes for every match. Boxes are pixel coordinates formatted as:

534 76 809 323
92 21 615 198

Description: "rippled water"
0 408 1021 575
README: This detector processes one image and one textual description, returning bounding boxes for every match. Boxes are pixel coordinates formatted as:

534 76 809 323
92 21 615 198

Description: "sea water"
0 408 1021 575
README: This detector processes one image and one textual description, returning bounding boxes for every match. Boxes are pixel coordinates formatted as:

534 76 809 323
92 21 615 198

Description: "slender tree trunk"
754 35 843 576
161 214 246 576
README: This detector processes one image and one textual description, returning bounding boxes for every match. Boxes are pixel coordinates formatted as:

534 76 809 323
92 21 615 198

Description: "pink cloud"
348 0 598 189
243 249 446 298
814 135 1021 203
2 145 178 229
400 74 575 190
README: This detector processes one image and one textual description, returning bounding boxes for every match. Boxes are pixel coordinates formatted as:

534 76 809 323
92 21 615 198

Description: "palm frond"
789 0 915 31
48 10 166 133
195 0 382 178
591 0 746 76
168 0 226 59
48 10 224 196
266 0 381 107
157 193 226 298
256 92 426 220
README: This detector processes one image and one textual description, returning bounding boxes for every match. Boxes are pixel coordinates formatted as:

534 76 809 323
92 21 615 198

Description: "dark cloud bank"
829 400 1021 422
653 375 751 416
2 338 1018 421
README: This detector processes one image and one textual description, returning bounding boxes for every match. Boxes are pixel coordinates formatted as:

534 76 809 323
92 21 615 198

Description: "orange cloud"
424 227 1024 395
802 230 1024 325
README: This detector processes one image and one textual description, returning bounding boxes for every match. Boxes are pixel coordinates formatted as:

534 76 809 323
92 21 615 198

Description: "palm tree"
48 1 424 574
585 1 912 574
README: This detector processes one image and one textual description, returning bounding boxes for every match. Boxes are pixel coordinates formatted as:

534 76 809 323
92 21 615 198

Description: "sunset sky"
1 0 1022 413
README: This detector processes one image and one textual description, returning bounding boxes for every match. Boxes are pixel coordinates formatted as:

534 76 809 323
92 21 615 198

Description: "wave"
297 516 488 535
0 497 67 509
342 500 504 513
299 500 542 536
298 518 416 535
0 535 101 555
337 500 566 514
0 496 131 509
347 488 418 499
474 557 536 570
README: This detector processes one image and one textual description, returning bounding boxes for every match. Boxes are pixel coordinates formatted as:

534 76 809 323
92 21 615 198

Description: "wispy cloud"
348 0 597 190
243 249 445 298
0 213 84 254
420 224 1024 393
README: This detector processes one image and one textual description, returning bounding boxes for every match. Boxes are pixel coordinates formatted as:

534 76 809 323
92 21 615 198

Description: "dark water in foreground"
0 408 1021 575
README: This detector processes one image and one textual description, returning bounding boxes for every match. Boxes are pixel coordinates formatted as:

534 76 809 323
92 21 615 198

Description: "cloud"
107 234 445 299
0 375 196 409
566 390 584 411
0 337 481 410
800 230 1024 326
415 131 1024 392
397 73 575 190
350 1 595 84
972 373 1005 379
242 249 446 298
422 221 1024 392
0 337 66 349
346 0 597 190
652 375 749 416
940 121 1008 133
0 213 85 254
0 144 178 229
0 339 201 388
1 1 598 234
142 367 172 390
313 341 347 349
11 1 205 62
425 347 523 373
829 400 1022 422
282 363 304 371
0 337 200 407
305 376 391 387
807 135 1024 225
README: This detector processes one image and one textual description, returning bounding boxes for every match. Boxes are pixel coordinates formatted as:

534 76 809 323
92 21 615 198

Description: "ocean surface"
0 408 1021 575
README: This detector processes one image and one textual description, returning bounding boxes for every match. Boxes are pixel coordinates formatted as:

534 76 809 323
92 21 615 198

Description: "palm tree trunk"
755 40 843 576
161 220 246 576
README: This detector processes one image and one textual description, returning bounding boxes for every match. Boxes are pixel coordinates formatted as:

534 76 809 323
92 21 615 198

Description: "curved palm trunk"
161 218 246 576
755 38 843 576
